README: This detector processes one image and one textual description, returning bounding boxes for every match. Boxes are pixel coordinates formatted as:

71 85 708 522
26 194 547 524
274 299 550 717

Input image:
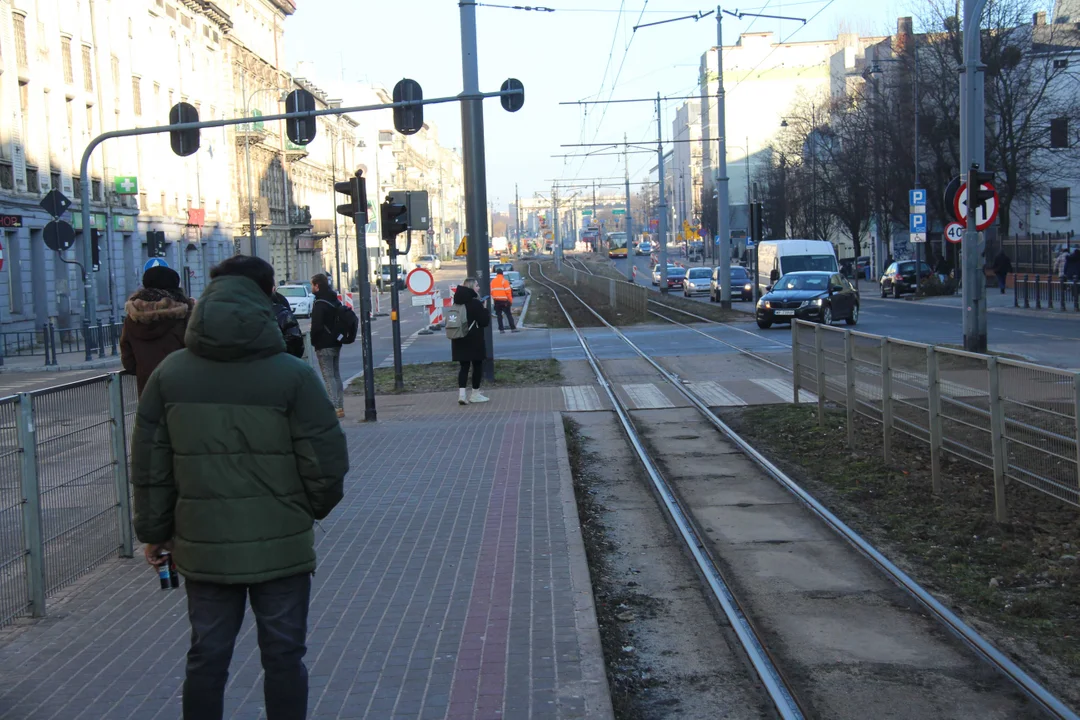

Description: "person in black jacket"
309 274 345 418
992 251 1013 294
452 278 491 405
271 292 306 359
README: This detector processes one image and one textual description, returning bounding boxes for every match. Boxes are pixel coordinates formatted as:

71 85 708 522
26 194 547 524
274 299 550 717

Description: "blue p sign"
909 213 927 233
909 189 927 207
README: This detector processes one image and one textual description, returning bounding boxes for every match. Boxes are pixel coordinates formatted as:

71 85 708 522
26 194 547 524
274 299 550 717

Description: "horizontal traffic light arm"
76 86 524 249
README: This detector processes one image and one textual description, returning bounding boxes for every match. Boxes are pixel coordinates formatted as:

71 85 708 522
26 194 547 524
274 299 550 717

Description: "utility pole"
459 2 495 379
715 7 732 308
515 182 521 253
623 132 634 281
961 0 989 352
657 93 670 293
552 183 561 268
330 130 342 291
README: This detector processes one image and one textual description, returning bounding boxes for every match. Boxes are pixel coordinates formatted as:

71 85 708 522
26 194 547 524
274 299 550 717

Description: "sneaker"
468 389 490 403
511 328 520 333
458 389 469 406
336 408 345 419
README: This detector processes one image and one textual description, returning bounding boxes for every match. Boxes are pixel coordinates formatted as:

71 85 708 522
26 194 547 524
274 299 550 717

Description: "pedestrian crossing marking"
622 383 675 409
562 386 603 412
686 381 747 407
751 378 816 404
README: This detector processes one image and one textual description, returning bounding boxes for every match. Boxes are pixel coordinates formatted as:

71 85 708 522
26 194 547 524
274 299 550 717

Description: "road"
601 253 1080 370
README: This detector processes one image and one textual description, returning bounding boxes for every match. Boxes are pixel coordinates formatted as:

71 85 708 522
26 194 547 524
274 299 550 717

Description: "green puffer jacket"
131 274 349 585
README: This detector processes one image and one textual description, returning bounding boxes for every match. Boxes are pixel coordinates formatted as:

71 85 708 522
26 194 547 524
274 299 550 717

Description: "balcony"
284 140 309 162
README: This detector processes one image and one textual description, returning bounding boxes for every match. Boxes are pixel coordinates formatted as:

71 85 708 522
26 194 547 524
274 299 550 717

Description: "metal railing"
1014 275 1080 311
0 373 137 627
792 320 1080 521
561 266 648 321
0 320 124 367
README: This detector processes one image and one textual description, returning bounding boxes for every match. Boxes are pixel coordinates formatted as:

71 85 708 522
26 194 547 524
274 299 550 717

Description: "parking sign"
909 189 927 209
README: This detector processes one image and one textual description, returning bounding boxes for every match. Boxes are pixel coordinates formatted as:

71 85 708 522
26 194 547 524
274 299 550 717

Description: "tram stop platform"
0 392 613 720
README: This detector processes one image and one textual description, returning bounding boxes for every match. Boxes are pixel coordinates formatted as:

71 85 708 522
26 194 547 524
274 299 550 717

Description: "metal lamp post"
241 82 288 259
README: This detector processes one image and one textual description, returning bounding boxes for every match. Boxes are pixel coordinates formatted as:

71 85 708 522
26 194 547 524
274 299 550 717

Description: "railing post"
927 347 943 495
1074 374 1080 498
17 393 46 617
108 374 134 558
42 325 50 367
609 278 616 307
1061 280 1067 311
814 324 826 426
881 337 893 464
110 316 119 357
1023 275 1030 309
1074 280 1079 312
96 320 105 359
1013 277 1019 307
791 322 801 404
1035 275 1042 309
987 357 1008 522
845 330 856 449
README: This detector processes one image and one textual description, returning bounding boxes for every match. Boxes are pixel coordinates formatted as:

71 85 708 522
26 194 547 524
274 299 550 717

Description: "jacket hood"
454 285 478 304
123 290 192 341
185 275 285 362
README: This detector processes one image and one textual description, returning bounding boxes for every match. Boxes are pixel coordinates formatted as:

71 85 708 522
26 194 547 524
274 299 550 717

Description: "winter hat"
142 266 181 290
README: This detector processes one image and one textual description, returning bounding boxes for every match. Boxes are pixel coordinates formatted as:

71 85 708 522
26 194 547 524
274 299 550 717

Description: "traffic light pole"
656 94 670 294
961 0 989 353
714 7 732 309
460 1 495 381
349 173 377 422
390 232 405 391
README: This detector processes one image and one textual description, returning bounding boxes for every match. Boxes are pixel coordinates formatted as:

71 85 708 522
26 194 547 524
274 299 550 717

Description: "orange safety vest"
491 274 513 302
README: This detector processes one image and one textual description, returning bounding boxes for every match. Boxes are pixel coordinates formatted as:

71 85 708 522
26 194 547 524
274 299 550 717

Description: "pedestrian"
1054 246 1070 282
451 277 491 405
992 250 1013 294
309 273 345 419
491 268 518 334
1065 249 1080 281
271 290 306 359
120 265 194 395
935 255 953 284
131 255 348 720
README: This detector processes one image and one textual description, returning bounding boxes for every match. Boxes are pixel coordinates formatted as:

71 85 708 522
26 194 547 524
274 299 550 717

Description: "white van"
756 239 839 293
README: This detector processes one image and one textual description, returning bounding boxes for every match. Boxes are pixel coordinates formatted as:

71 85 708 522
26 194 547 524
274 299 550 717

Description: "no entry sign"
406 267 435 295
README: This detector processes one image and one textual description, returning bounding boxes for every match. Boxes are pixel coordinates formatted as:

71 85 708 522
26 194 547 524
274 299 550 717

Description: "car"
880 260 934 298
651 264 677 285
666 266 687 289
609 246 628 259
711 265 754 302
682 267 713 297
378 264 408 291
416 254 442 271
687 241 705 261
504 270 526 295
756 239 840 295
277 284 314 318
755 271 859 329
636 241 653 256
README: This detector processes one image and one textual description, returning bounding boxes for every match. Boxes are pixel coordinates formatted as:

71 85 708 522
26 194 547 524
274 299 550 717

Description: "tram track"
529 259 1078 720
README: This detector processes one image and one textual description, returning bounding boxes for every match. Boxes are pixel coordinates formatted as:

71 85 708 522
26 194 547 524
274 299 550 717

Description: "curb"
0 358 123 374
552 411 616 720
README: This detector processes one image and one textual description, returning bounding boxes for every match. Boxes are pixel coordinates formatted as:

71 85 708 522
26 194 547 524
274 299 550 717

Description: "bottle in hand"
157 552 172 590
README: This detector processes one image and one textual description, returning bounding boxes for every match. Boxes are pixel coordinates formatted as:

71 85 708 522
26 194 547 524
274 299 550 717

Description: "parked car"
651 264 677 285
416 254 442 271
666 266 687 290
504 270 526 295
711 265 754 302
492 262 514 274
879 260 934 298
636 241 653 256
687 241 705 261
755 271 859 329
682 267 713 297
277 284 314 318
378 263 408 291
756 239 840 295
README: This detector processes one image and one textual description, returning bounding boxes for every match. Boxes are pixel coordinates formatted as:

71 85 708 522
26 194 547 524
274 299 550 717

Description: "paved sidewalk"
0 403 611 719
863 287 1080 320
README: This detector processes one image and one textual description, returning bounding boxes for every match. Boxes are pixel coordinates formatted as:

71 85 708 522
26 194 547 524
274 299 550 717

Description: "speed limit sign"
945 222 965 245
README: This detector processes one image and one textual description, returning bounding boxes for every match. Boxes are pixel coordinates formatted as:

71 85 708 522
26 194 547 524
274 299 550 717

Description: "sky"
283 0 906 212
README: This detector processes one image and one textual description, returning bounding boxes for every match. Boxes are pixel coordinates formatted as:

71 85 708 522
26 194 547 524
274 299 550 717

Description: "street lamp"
330 131 361 292
241 83 289 258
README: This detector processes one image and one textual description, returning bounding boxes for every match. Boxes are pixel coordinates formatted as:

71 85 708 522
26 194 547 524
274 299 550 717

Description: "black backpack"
316 299 359 345
272 296 306 358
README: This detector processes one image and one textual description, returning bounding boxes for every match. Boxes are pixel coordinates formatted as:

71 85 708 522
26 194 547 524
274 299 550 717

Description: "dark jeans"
458 360 483 389
997 273 1008 293
183 573 311 720
494 300 516 331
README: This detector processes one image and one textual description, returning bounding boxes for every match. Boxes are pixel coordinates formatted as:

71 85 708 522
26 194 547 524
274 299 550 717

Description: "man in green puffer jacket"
131 255 348 720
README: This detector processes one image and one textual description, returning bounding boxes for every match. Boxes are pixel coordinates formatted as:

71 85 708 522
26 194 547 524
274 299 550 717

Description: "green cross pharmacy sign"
114 176 138 195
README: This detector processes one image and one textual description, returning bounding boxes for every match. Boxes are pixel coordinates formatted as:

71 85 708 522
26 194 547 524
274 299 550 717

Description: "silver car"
278 284 314 318
504 270 526 294
682 267 713 297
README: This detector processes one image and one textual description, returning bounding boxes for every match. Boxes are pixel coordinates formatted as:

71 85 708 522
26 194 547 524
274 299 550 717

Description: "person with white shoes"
451 278 491 405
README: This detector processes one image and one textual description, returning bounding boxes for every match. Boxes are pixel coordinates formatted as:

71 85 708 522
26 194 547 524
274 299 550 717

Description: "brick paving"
0 410 611 720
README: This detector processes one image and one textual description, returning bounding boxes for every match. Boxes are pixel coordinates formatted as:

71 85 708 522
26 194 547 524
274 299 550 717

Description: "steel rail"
531 259 1080 720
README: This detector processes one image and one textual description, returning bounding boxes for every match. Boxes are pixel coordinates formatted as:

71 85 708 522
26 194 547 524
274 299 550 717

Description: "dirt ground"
722 404 1080 710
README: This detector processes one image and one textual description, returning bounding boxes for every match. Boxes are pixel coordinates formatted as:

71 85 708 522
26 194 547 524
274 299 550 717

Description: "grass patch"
722 403 1080 697
348 358 563 395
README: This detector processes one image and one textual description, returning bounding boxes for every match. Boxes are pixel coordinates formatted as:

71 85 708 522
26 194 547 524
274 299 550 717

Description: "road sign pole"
656 94 670 294
961 0 989 353
715 7 732 309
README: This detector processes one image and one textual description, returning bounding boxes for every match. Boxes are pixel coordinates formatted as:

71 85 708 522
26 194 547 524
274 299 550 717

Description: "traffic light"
392 79 423 136
91 229 101 271
147 230 167 257
285 88 317 146
381 197 409 242
500 78 525 113
970 166 996 209
335 171 368 226
168 102 200 157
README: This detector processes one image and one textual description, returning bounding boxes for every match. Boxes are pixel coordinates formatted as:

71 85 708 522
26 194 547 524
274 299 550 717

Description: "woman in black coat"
452 279 491 404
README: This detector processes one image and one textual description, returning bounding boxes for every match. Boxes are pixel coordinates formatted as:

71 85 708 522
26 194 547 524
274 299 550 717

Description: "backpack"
444 303 475 340
272 297 306 358
316 299 360 345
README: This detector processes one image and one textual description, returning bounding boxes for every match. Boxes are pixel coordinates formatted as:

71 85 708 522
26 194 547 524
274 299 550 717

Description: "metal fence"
792 320 1080 521
0 373 137 627
561 266 649 321
1013 275 1080 312
0 321 124 367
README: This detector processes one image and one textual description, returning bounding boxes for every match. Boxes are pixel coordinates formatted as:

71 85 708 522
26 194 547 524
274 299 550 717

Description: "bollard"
1023 275 1030 309
109 316 119 356
41 324 49 367
1074 280 1079 311
47 322 57 366
17 393 46 617
1035 275 1042 309
96 320 106 359
1062 280 1067 311
1014 277 1019 307
107 374 134 557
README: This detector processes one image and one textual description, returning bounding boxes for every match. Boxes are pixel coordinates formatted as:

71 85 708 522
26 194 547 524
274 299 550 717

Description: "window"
50 171 60 190
180 13 192 30
379 131 393 144
92 178 102 201
26 167 38 193
1054 58 1069 69
7 232 23 314
61 37 73 83
1050 187 1070 218
1051 117 1069 149
13 14 27 69
0 164 13 190
110 55 119 89
166 4 177 19
132 77 142 115
82 46 93 92
85 104 93 137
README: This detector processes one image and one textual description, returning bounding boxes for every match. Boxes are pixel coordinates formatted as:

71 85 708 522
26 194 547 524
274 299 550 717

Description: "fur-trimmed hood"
123 289 193 341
